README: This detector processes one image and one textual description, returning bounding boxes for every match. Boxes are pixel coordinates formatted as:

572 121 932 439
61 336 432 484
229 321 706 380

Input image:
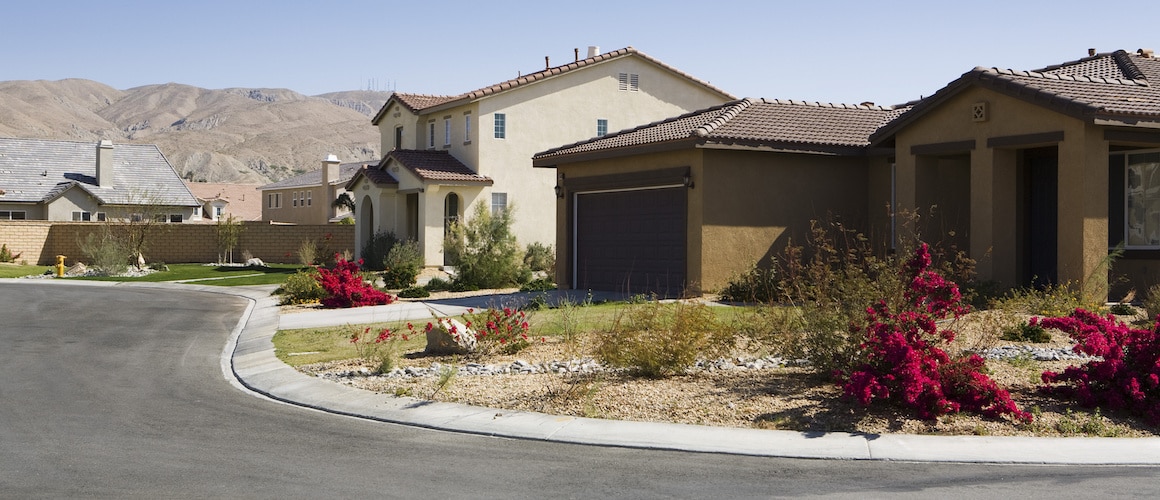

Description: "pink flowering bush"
315 255 394 308
841 243 1032 423
464 307 541 354
1037 309 1160 425
350 325 411 373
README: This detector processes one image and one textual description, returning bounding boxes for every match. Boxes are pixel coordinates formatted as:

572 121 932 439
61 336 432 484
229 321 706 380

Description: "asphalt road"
2 281 1159 498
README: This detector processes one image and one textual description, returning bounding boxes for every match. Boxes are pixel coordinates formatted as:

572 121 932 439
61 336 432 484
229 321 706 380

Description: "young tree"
215 215 244 264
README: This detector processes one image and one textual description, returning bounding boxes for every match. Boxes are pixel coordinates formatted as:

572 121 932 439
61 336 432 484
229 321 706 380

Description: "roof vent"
859 101 875 108
587 46 600 58
1089 48 1097 57
545 56 550 69
1139 48 1155 58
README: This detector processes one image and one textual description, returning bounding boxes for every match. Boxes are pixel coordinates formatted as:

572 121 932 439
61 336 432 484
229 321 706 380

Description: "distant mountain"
0 79 389 183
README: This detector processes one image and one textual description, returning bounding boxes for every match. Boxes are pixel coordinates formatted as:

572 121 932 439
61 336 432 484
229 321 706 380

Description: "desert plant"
519 277 556 292
1145 284 1160 320
315 256 394 308
464 307 541 354
359 231 401 272
523 242 555 274
382 239 422 289
594 301 734 378
1039 308 1160 425
1001 320 1051 343
719 265 779 303
841 243 1032 423
349 325 409 374
275 270 327 305
78 227 129 276
1110 302 1137 316
297 233 337 267
424 277 453 292
443 201 522 289
0 243 21 263
397 286 430 298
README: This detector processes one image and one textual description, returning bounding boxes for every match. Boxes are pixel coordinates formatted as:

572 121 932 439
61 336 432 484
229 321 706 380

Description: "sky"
5 0 1160 107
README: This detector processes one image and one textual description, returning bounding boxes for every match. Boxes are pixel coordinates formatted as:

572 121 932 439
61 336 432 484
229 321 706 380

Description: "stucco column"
894 153 917 241
990 149 1019 285
1057 124 1109 301
420 185 441 267
970 149 995 280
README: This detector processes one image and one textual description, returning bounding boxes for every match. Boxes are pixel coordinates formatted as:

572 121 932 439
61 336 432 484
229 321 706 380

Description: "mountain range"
0 79 389 184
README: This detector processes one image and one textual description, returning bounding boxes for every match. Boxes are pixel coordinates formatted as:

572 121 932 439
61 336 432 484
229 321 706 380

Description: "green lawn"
67 263 307 286
0 264 50 279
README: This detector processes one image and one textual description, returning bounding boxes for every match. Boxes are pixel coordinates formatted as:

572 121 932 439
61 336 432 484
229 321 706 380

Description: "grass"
66 263 306 286
0 263 49 278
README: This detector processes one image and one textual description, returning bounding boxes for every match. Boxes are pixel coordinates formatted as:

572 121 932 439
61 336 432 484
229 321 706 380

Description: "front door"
1023 148 1058 287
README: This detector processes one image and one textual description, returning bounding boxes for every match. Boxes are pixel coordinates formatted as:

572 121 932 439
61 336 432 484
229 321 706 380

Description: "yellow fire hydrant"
55 255 66 277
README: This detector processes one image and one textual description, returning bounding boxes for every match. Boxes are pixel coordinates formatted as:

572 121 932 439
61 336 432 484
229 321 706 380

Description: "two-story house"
259 155 376 224
0 137 200 222
347 46 734 267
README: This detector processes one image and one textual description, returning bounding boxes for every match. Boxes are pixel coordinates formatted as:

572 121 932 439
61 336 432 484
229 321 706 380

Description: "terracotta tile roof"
387 149 493 185
259 161 371 190
184 182 264 221
872 49 1160 142
373 47 735 124
533 98 904 163
343 164 398 191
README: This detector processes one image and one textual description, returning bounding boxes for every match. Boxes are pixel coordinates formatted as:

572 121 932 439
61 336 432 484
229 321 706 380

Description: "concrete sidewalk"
7 279 1160 464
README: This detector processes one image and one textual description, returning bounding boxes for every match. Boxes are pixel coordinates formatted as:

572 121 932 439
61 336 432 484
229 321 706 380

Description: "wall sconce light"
683 172 694 189
555 173 565 198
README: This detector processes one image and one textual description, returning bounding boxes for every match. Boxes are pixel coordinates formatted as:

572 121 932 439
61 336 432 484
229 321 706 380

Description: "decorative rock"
424 318 477 355
245 257 266 267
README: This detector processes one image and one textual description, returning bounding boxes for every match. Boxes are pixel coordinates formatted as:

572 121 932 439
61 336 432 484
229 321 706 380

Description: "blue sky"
5 0 1160 106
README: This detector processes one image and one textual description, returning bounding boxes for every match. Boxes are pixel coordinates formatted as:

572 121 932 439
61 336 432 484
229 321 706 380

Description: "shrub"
297 234 336 267
1110 302 1136 316
424 277 453 292
1145 284 1160 320
397 286 430 298
465 307 541 354
594 301 734 378
1038 309 1160 425
382 239 422 289
315 256 394 308
841 243 1031 423
520 277 556 292
360 231 401 272
444 202 522 289
1001 320 1051 343
275 270 326 305
0 243 21 263
523 242 555 273
349 325 410 373
719 265 779 303
78 228 129 276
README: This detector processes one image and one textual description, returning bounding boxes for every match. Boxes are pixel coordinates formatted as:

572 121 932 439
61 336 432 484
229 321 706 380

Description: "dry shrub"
594 301 733 378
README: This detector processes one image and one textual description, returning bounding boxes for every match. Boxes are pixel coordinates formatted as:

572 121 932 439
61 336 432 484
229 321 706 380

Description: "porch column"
990 149 1019 285
1057 123 1109 301
420 185 441 267
970 149 995 280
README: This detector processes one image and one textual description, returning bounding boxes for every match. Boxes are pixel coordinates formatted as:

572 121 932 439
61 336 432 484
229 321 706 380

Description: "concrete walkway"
7 278 1160 464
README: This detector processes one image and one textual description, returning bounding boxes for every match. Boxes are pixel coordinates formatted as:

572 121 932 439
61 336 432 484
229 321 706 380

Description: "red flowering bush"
464 307 540 354
841 243 1031 423
1038 309 1160 425
350 325 410 373
315 255 394 308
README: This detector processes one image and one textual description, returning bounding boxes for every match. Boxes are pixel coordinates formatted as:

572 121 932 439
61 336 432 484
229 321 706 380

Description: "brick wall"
0 221 354 266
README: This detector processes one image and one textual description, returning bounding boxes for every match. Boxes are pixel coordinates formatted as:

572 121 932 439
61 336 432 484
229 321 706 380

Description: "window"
72 211 91 221
169 214 183 223
0 210 26 220
491 192 508 215
95 212 106 222
292 191 299 207
618 73 639 92
428 121 436 148
193 206 202 219
214 206 224 218
394 126 403 150
444 192 460 236
130 213 144 223
1127 152 1160 248
268 193 281 209
306 191 312 206
464 112 472 143
493 113 506 139
597 119 608 137
444 117 451 146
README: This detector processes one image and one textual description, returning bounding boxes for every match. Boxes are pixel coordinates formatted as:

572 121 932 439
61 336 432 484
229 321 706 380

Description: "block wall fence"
0 221 354 267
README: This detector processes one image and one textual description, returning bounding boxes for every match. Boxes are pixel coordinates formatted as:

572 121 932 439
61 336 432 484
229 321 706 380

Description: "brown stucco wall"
0 221 353 266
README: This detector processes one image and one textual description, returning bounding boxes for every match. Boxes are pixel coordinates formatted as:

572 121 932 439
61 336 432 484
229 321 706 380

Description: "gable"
893 85 1086 149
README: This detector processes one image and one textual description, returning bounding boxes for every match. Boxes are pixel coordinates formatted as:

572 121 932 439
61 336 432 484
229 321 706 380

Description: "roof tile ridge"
983 64 1150 87
1032 51 1116 73
1112 49 1149 82
692 98 753 138
535 100 741 158
762 97 896 111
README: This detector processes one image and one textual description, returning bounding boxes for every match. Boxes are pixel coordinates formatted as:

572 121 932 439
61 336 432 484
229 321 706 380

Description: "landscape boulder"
424 317 477 355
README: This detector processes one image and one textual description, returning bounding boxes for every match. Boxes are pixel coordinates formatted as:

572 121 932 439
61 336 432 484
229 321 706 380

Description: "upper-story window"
394 126 403 150
268 193 281 209
491 192 508 215
597 119 608 137
494 113 506 139
443 117 451 146
428 121 436 149
618 73 640 92
464 112 472 144
292 192 299 207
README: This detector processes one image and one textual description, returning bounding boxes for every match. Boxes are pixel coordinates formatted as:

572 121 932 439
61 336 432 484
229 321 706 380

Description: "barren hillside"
0 79 388 183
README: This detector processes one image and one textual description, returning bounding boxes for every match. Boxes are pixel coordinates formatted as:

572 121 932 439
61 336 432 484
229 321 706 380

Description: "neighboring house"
184 182 263 222
258 156 375 224
537 48 1160 299
0 137 199 222
532 98 902 296
348 46 735 267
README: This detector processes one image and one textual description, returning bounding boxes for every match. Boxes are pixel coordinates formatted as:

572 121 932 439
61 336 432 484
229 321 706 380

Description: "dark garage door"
574 187 686 296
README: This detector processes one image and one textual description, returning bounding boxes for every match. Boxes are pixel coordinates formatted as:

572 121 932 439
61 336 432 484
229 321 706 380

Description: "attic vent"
972 101 988 122
1139 48 1155 58
618 73 639 92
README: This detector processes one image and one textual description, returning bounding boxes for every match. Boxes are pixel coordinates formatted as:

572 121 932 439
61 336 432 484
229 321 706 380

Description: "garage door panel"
575 187 686 297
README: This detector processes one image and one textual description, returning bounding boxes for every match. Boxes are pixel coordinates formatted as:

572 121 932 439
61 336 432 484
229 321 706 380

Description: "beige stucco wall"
261 184 351 225
0 203 45 220
893 85 1108 290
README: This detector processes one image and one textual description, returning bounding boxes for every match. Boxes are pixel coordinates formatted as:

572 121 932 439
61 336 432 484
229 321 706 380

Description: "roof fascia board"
697 141 866 156
532 139 699 167
1105 129 1160 144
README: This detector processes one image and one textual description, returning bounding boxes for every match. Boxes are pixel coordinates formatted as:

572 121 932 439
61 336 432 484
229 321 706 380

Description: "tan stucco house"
536 48 1160 299
533 98 902 295
348 46 734 267
0 137 200 222
259 156 375 224
184 182 263 222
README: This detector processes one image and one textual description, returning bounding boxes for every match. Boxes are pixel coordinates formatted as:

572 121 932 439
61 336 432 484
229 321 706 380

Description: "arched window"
444 192 460 234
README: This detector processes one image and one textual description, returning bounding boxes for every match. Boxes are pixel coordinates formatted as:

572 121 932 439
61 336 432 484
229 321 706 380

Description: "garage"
573 186 687 296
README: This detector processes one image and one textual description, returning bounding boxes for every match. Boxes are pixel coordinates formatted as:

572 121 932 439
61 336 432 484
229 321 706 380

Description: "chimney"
587 46 600 58
574 48 579 62
545 55 550 69
321 154 339 220
95 139 114 188
1088 48 1097 57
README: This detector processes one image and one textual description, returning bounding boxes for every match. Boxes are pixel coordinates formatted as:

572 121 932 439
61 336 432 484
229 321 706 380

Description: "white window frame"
597 119 608 137
72 211 91 221
292 191 299 207
0 210 26 220
428 121 436 149
494 113 506 139
491 192 508 215
463 112 472 144
1125 150 1160 249
168 214 183 223
306 191 312 207
444 117 451 146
